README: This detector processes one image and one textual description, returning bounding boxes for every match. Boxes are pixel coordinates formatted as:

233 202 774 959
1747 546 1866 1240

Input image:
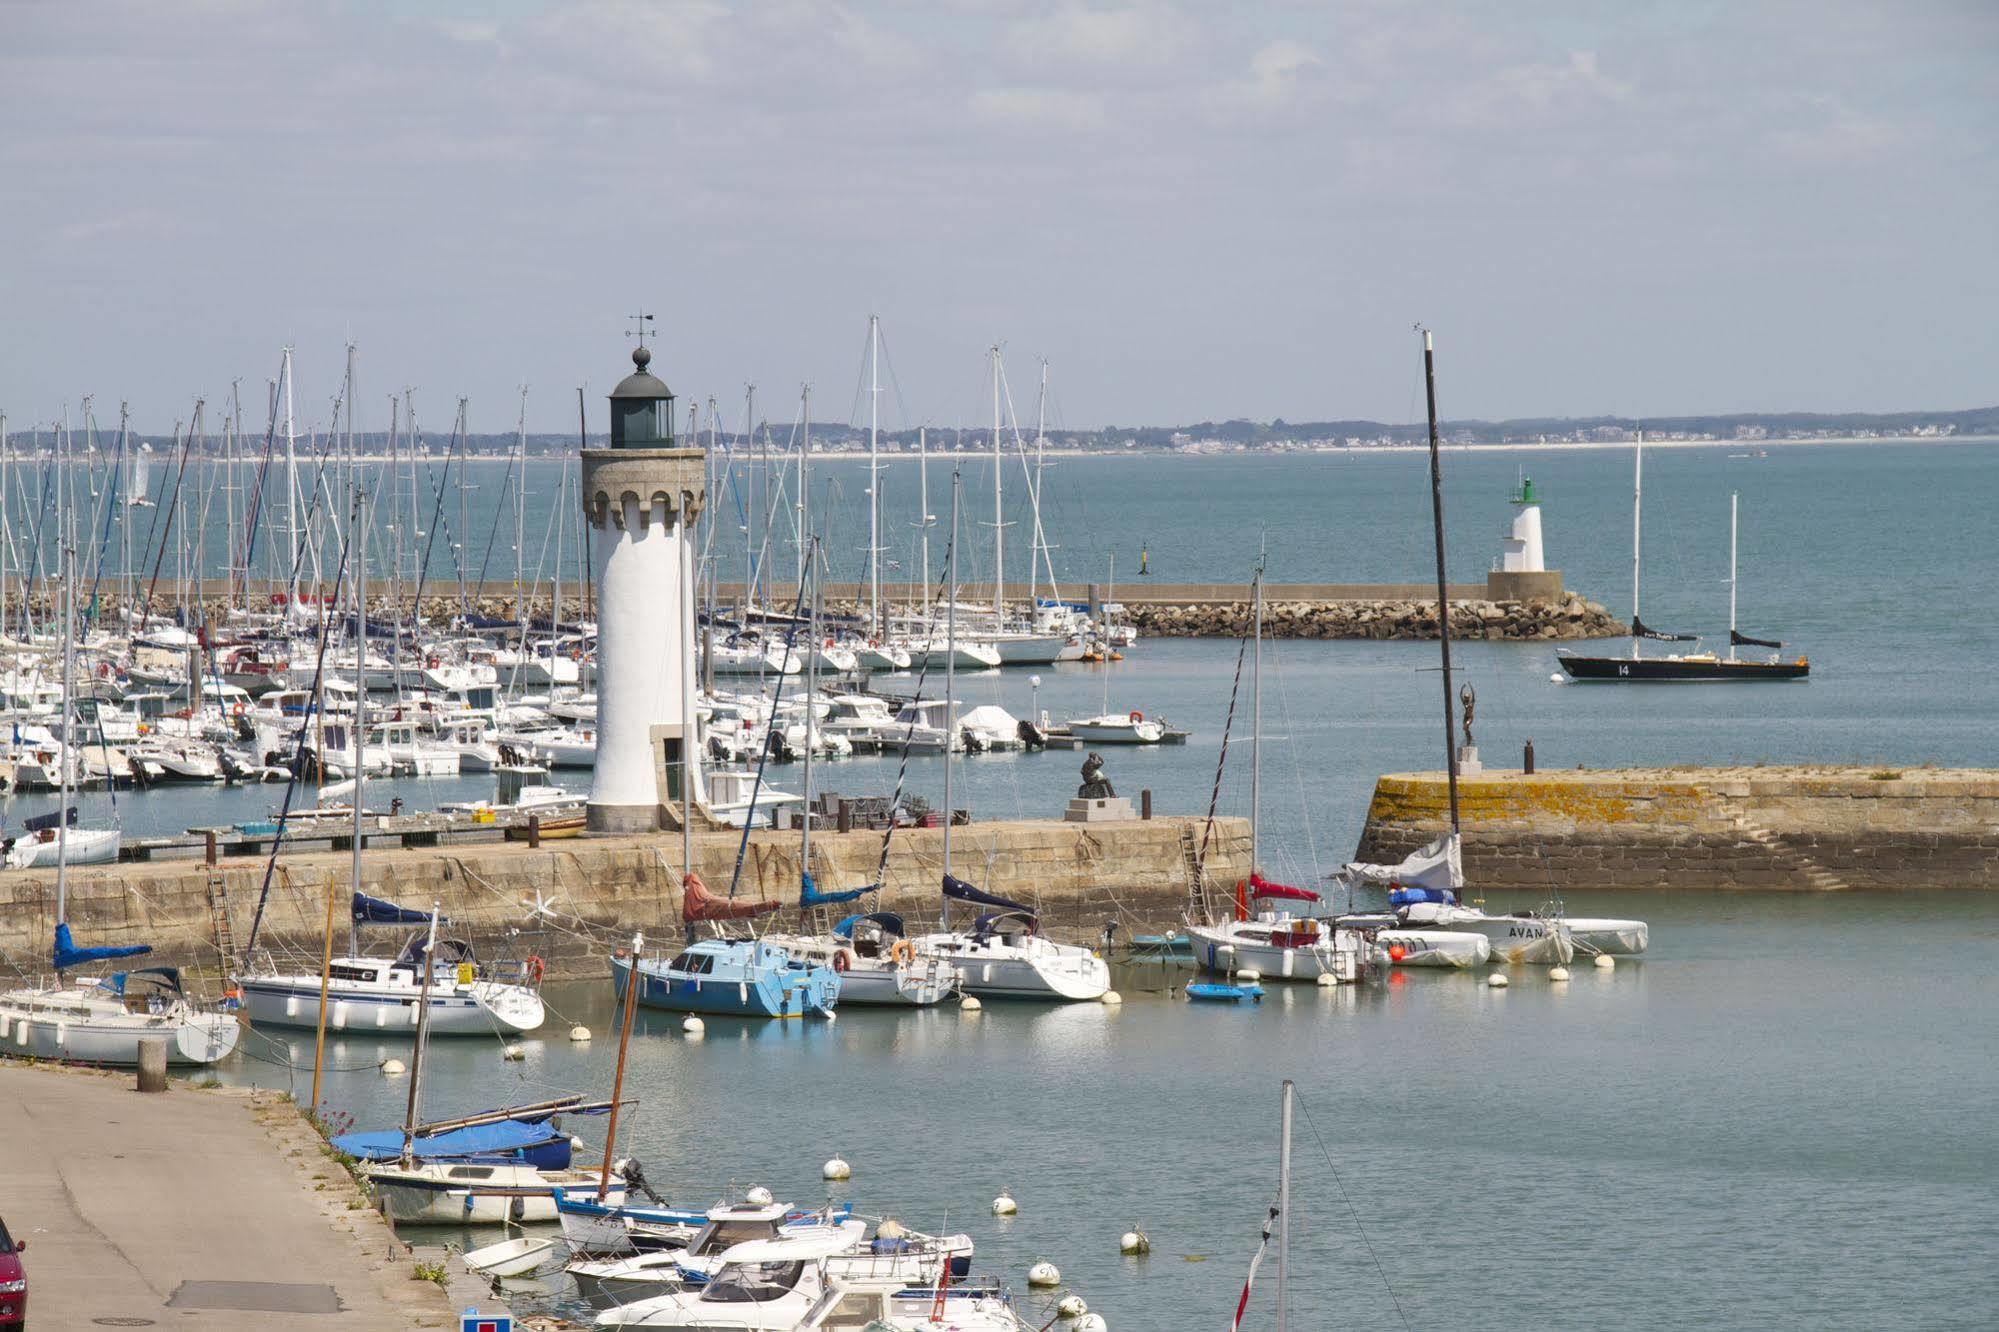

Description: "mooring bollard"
837 800 853 834
1141 788 1153 820
204 829 219 867
1523 739 1536 775
137 1036 168 1093
527 814 541 849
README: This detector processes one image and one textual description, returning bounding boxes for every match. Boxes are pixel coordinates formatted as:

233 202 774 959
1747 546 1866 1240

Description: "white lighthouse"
1499 476 1546 573
582 341 707 833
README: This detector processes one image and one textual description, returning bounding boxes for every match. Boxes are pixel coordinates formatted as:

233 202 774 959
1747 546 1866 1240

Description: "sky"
1 0 1994 436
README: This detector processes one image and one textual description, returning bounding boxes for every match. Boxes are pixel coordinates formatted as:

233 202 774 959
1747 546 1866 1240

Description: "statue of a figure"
1078 751 1116 800
1459 682 1477 749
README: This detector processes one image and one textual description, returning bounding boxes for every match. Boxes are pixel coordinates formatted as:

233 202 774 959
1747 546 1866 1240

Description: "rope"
1293 1089 1412 1331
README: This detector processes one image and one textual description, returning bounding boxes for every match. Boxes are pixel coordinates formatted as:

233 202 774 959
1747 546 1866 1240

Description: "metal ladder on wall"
1179 824 1209 920
204 871 238 976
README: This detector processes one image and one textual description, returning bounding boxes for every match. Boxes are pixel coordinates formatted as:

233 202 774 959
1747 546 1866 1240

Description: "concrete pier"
1 816 1251 982
1356 766 1999 891
0 1063 455 1329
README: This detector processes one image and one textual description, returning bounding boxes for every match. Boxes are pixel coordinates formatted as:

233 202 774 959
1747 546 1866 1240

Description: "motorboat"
364 1157 627 1225
1065 709 1166 744
236 892 546 1035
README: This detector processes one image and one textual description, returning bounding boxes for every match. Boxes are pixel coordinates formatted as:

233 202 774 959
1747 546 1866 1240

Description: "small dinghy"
463 1234 565 1277
1185 978 1263 1003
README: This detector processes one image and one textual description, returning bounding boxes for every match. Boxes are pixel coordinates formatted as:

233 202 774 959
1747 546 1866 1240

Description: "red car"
0 1215 23 1327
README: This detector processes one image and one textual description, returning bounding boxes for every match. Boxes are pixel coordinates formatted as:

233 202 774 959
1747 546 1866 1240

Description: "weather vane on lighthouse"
627 311 655 348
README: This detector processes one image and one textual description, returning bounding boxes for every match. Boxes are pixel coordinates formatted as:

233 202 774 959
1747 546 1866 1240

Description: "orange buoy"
1388 945 1407 963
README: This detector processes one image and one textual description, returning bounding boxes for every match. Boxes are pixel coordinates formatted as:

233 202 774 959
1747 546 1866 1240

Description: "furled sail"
1336 833 1464 895
1632 617 1698 642
52 922 151 972
682 870 778 923
1247 872 1319 903
799 870 872 909
942 873 1034 917
352 892 442 926
1730 629 1783 649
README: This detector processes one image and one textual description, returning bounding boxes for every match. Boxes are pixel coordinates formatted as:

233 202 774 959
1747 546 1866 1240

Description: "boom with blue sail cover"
800 871 873 909
53 922 151 972
353 892 446 926
942 873 1034 918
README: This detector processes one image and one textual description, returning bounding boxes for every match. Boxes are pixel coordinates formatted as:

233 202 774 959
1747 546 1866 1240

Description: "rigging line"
140 403 204 626
470 439 523 592
866 533 960 887
724 571 813 900
1293 1089 1413 1332
241 515 355 958
1197 582 1255 875
1267 633 1322 885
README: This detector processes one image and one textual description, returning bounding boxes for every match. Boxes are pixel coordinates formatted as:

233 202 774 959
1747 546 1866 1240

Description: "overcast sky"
2 0 1993 436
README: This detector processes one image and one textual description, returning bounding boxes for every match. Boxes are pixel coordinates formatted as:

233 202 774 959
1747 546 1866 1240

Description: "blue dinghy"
1185 979 1264 1002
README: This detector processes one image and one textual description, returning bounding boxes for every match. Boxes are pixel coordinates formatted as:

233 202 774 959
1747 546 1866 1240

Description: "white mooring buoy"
1100 990 1122 1005
746 1185 774 1206
1548 966 1571 982
1119 1227 1151 1255
1487 973 1509 989
569 1024 592 1041
822 1156 851 1181
380 1058 407 1076
1028 1260 1061 1287
1057 1294 1088 1317
992 1190 1017 1216
683 1016 706 1036
1236 969 1261 985
1315 972 1338 988
1594 954 1617 971
1074 1315 1108 1332
961 996 984 1013
501 1043 526 1061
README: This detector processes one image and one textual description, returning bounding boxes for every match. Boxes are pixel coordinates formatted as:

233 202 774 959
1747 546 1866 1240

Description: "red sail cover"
1248 872 1319 904
681 871 779 924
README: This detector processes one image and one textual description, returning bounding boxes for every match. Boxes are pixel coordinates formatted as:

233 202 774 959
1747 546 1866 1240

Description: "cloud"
968 85 1109 131
1768 95 1900 166
1004 3 1191 67
1492 49 1634 112
1205 39 1324 117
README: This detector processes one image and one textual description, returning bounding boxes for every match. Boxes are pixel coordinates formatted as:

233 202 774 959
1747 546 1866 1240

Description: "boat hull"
1374 929 1491 968
918 936 1109 1002
1558 654 1808 682
1185 924 1361 983
368 1163 625 1225
609 951 838 1018
1564 917 1649 955
238 977 545 1034
0 998 240 1065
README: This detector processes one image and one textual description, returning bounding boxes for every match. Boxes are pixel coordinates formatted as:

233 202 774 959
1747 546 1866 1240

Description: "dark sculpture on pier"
1078 751 1116 800
1459 682 1477 749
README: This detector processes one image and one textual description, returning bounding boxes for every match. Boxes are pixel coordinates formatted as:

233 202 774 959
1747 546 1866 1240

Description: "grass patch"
1869 769 1902 781
411 1258 449 1286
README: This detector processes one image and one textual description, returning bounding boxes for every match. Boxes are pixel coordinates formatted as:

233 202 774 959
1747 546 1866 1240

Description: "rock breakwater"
1128 593 1623 640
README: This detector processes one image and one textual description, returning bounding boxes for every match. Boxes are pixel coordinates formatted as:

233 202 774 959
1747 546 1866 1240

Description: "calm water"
28 441 1999 1326
224 889 1999 1330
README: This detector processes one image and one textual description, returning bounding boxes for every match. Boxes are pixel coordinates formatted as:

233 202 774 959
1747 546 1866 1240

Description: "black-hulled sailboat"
1558 441 1808 682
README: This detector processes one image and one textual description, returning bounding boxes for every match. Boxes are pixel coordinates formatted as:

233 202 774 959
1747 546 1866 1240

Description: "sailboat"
906 473 1109 1003
1186 567 1371 984
237 505 546 1036
0 547 234 1066
1558 440 1808 681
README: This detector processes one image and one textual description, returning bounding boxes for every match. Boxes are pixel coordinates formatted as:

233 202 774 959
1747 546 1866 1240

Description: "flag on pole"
1231 1205 1281 1331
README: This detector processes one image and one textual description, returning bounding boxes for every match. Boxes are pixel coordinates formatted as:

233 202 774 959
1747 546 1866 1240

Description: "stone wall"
1356 767 1999 891
1127 592 1621 640
0 816 1250 984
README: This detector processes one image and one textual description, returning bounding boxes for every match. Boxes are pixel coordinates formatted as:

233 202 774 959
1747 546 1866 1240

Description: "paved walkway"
0 1062 456 1330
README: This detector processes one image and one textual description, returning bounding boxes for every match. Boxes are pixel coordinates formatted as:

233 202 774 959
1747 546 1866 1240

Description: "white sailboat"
908 474 1108 1003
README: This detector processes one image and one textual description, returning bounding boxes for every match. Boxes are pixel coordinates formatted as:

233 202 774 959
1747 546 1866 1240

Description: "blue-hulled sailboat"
607 873 840 1019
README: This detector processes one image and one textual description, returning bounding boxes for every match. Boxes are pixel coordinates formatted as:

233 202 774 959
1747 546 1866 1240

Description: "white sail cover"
1337 833 1463 892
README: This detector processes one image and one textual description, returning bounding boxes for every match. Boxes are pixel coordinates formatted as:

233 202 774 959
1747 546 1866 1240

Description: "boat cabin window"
691 1218 779 1254
703 1260 806 1302
447 1165 495 1180
328 964 380 983
670 952 715 976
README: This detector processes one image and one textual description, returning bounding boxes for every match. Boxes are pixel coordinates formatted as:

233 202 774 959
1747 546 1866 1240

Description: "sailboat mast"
1728 491 1739 661
399 906 440 1163
1632 429 1644 661
868 314 881 635
917 428 931 619
599 930 642 1201
1276 1079 1293 1332
681 491 695 875
54 542 75 967
800 539 818 884
743 383 756 619
282 346 300 576
1250 566 1262 875
942 472 959 906
990 346 1003 627
351 491 367 908
1420 330 1461 837
797 386 810 594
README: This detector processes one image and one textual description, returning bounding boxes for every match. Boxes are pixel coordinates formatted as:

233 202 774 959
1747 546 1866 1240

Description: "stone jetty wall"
0 816 1250 984
1356 767 1999 891
1126 592 1621 641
